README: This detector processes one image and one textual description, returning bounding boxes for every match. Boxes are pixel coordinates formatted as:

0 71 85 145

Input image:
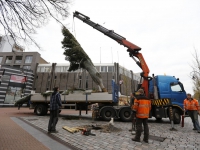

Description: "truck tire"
43 108 48 115
119 108 131 122
173 108 181 124
36 104 47 116
100 107 115 121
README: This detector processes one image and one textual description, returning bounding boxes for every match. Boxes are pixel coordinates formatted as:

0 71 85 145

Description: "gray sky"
26 0 200 95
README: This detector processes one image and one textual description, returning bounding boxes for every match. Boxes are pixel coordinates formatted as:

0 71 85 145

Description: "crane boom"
73 11 150 96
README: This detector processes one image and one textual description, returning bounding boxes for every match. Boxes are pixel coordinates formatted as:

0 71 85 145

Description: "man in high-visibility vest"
184 93 200 133
131 89 151 143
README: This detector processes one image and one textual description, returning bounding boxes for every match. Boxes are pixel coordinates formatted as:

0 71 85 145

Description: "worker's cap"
187 93 191 96
137 89 144 94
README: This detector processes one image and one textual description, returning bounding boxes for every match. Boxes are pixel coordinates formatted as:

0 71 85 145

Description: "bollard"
169 106 177 131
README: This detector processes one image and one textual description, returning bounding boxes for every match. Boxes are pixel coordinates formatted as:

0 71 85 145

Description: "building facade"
0 51 48 71
35 63 140 95
0 65 34 105
0 51 48 105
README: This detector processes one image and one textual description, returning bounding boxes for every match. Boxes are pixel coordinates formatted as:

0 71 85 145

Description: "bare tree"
190 48 200 100
0 0 70 48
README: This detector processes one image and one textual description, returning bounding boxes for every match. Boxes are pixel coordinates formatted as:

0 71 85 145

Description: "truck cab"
149 75 186 123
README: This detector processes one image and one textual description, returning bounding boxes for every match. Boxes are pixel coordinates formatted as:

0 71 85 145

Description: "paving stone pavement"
20 113 200 150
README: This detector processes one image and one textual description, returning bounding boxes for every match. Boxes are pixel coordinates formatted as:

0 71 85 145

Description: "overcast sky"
25 0 200 95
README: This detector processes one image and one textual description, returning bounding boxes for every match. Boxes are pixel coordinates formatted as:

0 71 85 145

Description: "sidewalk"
0 107 49 150
0 107 82 150
1 107 200 150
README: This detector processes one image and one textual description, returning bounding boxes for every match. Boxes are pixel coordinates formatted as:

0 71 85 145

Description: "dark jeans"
131 112 136 131
135 118 149 141
187 110 200 131
48 109 59 131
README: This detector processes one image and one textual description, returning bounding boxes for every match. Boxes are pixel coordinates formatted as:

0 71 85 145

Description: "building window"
108 66 114 72
37 66 41 72
0 56 3 64
60 66 65 72
55 66 61 72
23 65 31 70
40 66 51 72
101 66 107 72
5 87 22 104
61 66 69 72
119 67 124 74
13 65 20 68
15 56 22 64
25 56 33 63
5 56 12 64
40 67 45 72
55 66 68 72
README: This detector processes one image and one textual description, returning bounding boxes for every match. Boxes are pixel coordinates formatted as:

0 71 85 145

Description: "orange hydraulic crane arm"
73 11 150 96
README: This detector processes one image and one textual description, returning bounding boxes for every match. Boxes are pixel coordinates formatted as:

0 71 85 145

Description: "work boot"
51 130 58 133
47 130 51 133
143 139 149 143
193 128 197 130
132 138 140 142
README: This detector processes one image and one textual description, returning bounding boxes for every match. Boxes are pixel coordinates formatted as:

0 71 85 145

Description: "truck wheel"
36 104 47 116
173 108 181 124
119 108 131 122
43 108 48 115
101 107 115 121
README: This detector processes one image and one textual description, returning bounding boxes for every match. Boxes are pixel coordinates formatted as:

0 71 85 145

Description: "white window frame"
25 56 33 63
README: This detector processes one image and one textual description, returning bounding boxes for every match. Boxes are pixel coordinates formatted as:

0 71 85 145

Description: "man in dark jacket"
48 87 62 133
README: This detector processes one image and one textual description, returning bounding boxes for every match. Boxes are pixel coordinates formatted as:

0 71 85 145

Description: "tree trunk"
83 60 106 92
